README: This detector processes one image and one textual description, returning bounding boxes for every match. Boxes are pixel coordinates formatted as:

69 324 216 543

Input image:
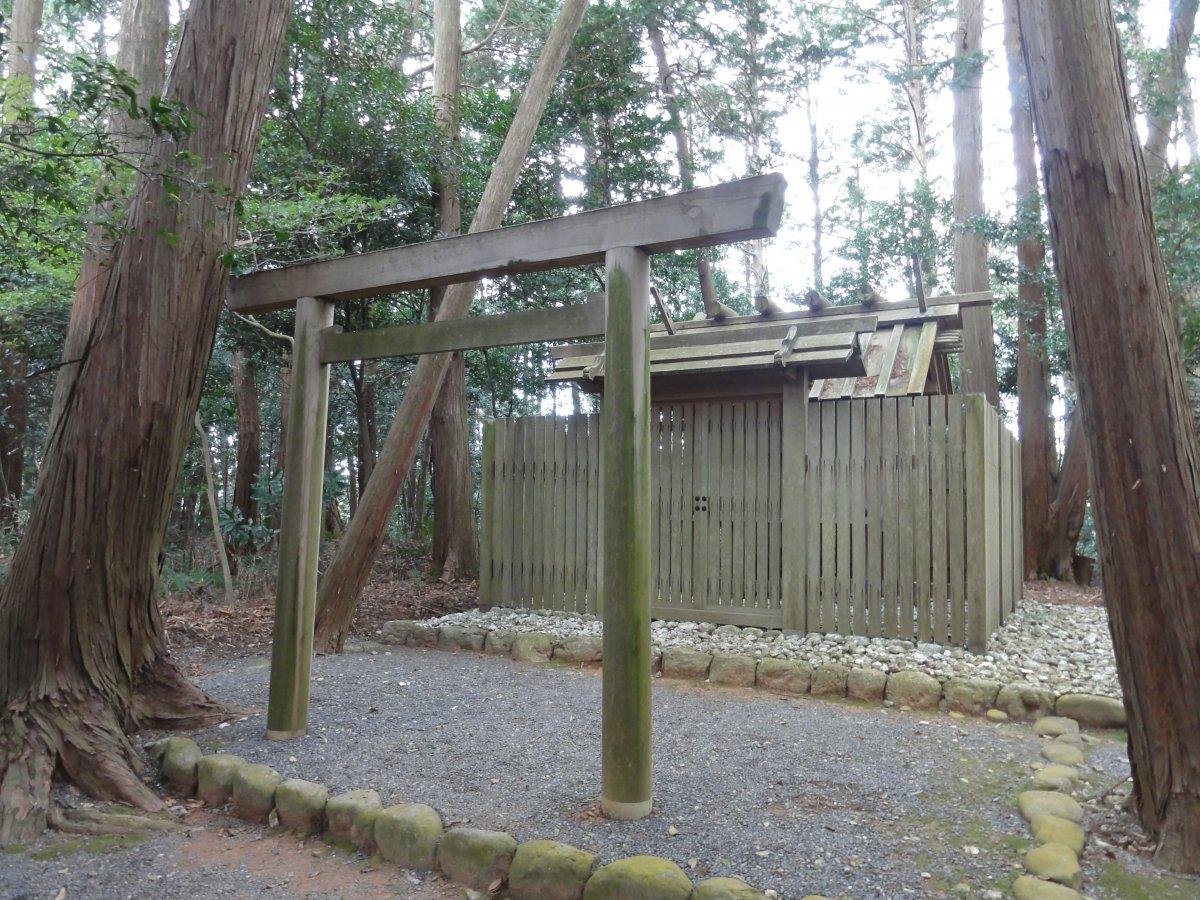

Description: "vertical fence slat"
913 396 932 643
834 400 852 634
849 399 867 635
865 398 883 638
898 398 917 640
930 398 949 643
948 399 967 645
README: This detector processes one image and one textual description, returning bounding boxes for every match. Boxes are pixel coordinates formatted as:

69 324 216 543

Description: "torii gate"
227 174 787 820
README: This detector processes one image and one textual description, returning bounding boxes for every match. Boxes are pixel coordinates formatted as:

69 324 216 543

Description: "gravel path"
169 644 1048 898
0 811 459 899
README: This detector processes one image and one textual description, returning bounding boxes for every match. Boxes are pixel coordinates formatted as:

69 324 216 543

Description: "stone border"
379 619 1127 730
1010 716 1097 899
146 738 775 900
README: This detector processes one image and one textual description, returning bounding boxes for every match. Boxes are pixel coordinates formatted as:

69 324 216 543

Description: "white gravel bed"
427 601 1120 698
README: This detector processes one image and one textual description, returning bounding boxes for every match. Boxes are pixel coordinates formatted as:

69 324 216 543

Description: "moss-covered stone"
1031 764 1079 792
1055 693 1125 729
274 779 329 836
755 658 810 694
1040 742 1085 767
554 636 603 665
1034 716 1080 738
1030 814 1086 854
326 789 382 851
437 625 487 652
196 753 244 808
1012 875 1082 900
582 855 693 900
507 839 597 900
410 623 440 647
846 667 888 702
942 678 1000 715
437 827 518 891
1024 842 1082 888
375 803 443 871
1018 791 1084 824
661 647 712 680
380 620 418 645
810 664 849 697
151 737 203 796
709 654 757 687
231 763 283 825
986 708 1010 722
692 875 768 899
484 630 516 655
885 670 941 709
996 684 1057 720
511 633 554 663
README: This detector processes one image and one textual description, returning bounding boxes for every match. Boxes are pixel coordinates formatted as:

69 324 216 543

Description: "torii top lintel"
226 174 787 315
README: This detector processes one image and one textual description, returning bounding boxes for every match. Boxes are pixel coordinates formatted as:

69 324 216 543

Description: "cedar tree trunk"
1018 0 1200 869
231 348 261 531
0 0 289 843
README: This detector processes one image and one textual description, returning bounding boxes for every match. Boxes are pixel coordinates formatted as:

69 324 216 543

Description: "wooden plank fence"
481 394 1021 649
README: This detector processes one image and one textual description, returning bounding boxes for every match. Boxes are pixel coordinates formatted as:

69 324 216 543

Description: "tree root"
132 655 244 729
48 805 182 836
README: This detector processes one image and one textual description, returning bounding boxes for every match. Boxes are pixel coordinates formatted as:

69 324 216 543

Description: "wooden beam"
320 296 606 363
229 174 787 314
266 297 335 740
599 246 653 821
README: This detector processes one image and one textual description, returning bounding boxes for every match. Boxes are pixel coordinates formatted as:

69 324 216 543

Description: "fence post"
780 376 809 632
964 394 999 652
266 296 335 740
479 419 497 608
599 246 653 821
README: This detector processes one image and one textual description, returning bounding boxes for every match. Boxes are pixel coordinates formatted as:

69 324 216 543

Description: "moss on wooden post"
267 296 335 739
599 246 653 820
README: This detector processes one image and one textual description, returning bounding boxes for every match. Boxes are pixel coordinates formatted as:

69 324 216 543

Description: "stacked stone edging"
1010 716 1097 899
379 619 1127 729
147 739 774 900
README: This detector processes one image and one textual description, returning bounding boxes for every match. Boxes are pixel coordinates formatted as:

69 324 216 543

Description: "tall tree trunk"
900 0 936 295
0 0 45 526
428 0 478 581
231 348 261 531
1143 0 1200 184
196 414 235 603
740 0 778 315
646 23 727 318
805 84 824 292
314 0 591 652
351 361 378 495
1040 405 1089 579
2 0 44 122
952 0 999 404
277 361 291 473
0 0 289 843
1004 0 1056 578
48 0 171 436
1018 0 1200 870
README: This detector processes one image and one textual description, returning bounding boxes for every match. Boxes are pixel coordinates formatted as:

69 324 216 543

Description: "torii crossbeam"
227 174 787 820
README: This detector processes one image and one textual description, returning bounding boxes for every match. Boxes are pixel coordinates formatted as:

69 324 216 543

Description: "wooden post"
599 246 653 821
964 393 999 652
780 374 810 632
267 296 335 739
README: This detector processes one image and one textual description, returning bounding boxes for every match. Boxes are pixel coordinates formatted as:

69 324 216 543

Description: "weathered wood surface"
267 297 335 739
321 296 606 363
482 394 1020 647
599 247 653 820
229 174 786 314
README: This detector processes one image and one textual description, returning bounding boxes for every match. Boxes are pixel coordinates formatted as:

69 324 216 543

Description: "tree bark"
804 85 824 292
952 0 999 404
429 0 478 581
1143 0 1200 184
48 0 171 436
1018 0 1200 870
646 23 727 318
0 343 27 528
0 0 289 843
1041 405 1089 580
2 0 45 122
231 348 261 531
1003 0 1056 578
313 0 591 652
